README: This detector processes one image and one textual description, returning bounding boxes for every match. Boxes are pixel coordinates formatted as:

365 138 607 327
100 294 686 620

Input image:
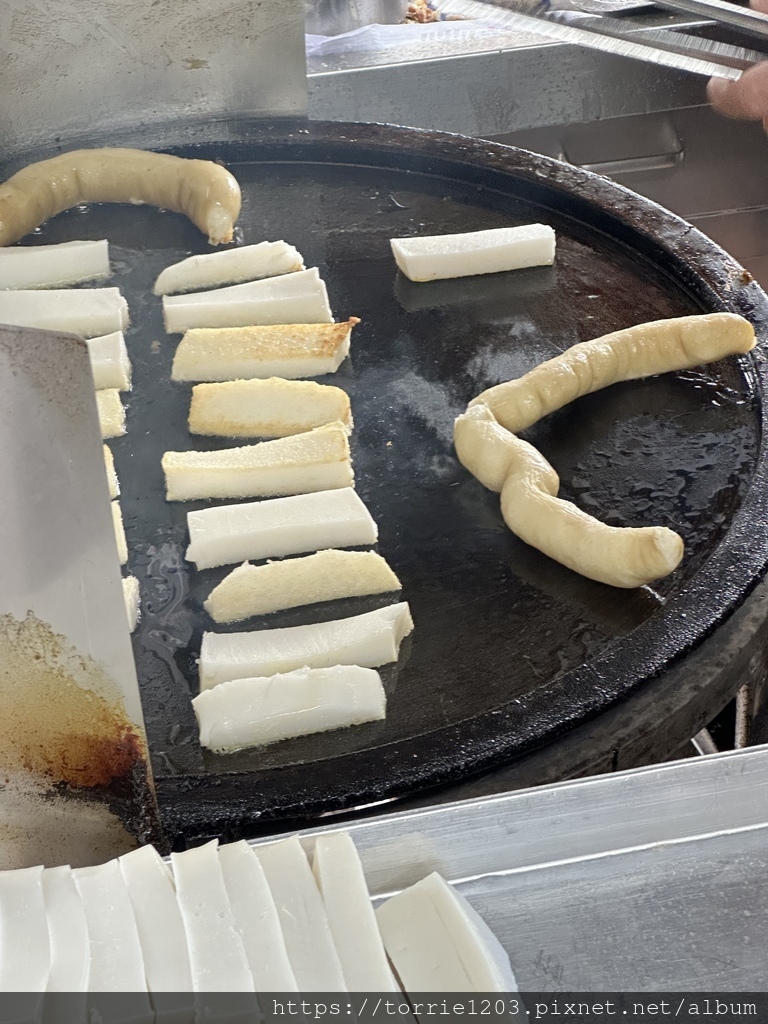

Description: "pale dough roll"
0 148 241 246
471 312 756 433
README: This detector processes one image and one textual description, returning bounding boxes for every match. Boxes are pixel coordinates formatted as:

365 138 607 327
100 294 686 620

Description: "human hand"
707 0 768 129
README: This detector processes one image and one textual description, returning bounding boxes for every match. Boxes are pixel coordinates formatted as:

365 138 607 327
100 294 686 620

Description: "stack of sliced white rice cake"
0 830 517 995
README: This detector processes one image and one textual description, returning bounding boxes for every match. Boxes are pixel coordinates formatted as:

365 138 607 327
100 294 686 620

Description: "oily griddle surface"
19 123 766 838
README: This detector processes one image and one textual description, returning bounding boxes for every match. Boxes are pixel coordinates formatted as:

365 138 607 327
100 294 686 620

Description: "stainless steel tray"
265 747 768 991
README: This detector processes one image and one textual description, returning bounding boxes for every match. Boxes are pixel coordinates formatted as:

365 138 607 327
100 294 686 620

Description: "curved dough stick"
0 149 241 246
456 313 756 588
470 312 756 432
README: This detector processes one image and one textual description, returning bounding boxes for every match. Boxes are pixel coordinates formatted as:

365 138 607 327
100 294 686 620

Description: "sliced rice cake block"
170 841 254 992
188 377 351 438
186 488 378 570
0 239 110 289
122 576 140 631
104 443 119 498
88 330 132 391
163 267 332 333
313 832 399 991
193 665 386 751
199 601 414 688
204 549 401 623
171 318 358 382
162 421 352 501
375 871 519 993
0 865 49 992
112 502 128 565
118 845 193 995
154 240 304 295
72 861 152 1003
42 865 89 993
0 287 128 337
391 224 555 282
97 388 126 439
218 841 297 992
255 837 347 992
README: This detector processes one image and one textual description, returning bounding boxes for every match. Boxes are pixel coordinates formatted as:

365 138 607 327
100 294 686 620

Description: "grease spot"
0 611 145 788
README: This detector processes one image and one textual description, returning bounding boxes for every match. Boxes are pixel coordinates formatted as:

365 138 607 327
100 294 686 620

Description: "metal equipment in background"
0 0 308 162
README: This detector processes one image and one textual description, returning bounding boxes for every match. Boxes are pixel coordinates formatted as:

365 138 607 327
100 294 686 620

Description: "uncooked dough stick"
472 312 756 433
456 402 683 588
0 148 241 246
456 313 756 588
500 426 683 588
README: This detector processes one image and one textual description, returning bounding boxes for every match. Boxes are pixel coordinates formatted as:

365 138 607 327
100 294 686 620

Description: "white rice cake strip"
0 239 110 289
97 388 126 438
88 330 132 391
104 443 119 498
0 866 50 992
189 377 351 438
42 865 89 993
72 861 151 996
391 224 555 283
199 601 414 689
170 840 254 992
375 871 519 993
255 836 347 992
186 488 378 570
119 845 193 994
154 240 304 295
0 287 128 337
171 318 358 382
194 665 386 751
162 421 352 501
218 842 298 992
122 576 140 631
205 549 401 623
313 832 398 991
112 501 128 565
163 267 332 333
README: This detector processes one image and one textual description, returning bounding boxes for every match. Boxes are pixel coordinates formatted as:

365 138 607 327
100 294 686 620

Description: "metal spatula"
439 0 768 79
0 325 161 869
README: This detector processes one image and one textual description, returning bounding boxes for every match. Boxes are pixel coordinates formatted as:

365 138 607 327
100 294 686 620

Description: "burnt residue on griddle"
0 611 163 850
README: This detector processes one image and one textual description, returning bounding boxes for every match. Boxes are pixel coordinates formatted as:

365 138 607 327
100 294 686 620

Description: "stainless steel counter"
269 745 768 990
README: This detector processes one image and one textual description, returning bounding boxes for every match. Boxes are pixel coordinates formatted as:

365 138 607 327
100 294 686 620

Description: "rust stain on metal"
0 610 146 788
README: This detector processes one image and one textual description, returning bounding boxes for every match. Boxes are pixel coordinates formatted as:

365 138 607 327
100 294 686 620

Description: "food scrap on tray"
455 312 757 588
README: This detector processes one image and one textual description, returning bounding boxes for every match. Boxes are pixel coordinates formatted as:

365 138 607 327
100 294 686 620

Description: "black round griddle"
14 120 768 847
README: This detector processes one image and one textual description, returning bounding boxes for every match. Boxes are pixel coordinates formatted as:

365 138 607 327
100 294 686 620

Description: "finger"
707 61 768 120
751 0 768 15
